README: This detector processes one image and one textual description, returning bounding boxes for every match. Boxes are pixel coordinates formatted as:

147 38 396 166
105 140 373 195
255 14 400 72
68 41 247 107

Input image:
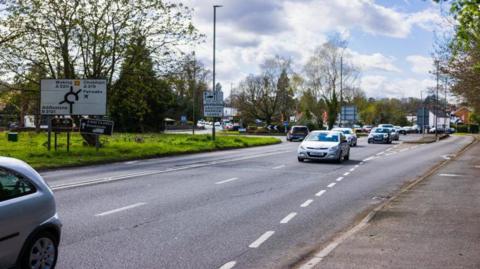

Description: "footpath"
311 137 480 269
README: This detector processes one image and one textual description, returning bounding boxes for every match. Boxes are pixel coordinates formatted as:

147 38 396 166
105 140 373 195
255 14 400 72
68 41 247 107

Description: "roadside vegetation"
0 132 280 170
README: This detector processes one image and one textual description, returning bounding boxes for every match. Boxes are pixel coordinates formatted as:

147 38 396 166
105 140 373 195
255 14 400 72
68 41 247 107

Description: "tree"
0 0 201 88
233 56 294 125
303 37 358 129
109 35 173 132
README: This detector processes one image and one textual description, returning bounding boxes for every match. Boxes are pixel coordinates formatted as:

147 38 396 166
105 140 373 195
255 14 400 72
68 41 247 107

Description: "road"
41 134 473 269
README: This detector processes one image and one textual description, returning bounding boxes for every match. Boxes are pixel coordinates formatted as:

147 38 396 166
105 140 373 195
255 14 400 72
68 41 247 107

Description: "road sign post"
203 90 224 141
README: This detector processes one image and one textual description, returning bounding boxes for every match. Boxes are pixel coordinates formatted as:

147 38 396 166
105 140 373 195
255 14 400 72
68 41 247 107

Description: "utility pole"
212 5 222 141
444 77 448 131
192 51 196 135
435 60 439 141
339 56 343 127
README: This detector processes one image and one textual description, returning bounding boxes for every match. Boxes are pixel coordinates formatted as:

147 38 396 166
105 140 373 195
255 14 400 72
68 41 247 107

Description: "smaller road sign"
80 119 114 136
203 90 224 117
50 118 74 132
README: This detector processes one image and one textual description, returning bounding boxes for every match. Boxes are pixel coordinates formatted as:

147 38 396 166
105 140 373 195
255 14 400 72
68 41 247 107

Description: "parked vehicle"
378 124 394 129
389 128 400 140
331 128 357 147
287 126 309 141
368 127 393 144
297 131 350 163
362 125 373 133
394 126 407 135
0 157 62 269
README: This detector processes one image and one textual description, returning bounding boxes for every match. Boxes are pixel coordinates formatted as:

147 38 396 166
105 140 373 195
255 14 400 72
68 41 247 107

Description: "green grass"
0 132 280 170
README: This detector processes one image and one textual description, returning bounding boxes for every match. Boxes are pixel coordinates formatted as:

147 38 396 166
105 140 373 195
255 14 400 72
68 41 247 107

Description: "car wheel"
337 151 343 163
298 157 304 162
368 139 372 144
20 231 59 269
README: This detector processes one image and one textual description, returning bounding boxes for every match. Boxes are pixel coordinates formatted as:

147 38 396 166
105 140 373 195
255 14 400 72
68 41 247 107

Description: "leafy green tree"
109 35 173 132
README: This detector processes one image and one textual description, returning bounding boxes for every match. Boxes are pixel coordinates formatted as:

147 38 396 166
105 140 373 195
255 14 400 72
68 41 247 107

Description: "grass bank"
0 132 281 170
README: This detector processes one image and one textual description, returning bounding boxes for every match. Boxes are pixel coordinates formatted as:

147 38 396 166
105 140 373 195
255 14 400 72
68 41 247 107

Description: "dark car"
368 127 393 144
287 126 309 141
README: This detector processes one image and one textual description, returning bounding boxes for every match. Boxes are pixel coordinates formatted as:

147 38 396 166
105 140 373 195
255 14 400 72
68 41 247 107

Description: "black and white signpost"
41 79 110 151
203 90 224 140
80 119 114 151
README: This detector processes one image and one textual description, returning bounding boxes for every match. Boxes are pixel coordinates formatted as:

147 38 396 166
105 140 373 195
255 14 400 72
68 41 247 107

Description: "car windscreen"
292 127 308 134
307 133 338 142
372 128 389 133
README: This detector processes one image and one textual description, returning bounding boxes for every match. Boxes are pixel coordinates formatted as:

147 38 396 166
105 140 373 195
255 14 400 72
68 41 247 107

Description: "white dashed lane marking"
301 199 314 207
219 261 236 269
343 172 350 176
95 202 146 217
249 231 275 248
439 173 462 177
272 164 286 170
280 212 297 224
315 190 326 197
336 177 344 182
215 177 239 184
327 182 336 188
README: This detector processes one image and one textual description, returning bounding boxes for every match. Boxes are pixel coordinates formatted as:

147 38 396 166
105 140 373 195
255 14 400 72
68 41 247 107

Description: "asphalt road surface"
41 134 473 269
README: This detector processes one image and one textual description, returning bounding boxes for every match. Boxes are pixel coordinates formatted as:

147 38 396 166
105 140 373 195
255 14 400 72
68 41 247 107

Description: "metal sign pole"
95 134 100 152
54 132 58 151
67 132 70 153
47 120 51 151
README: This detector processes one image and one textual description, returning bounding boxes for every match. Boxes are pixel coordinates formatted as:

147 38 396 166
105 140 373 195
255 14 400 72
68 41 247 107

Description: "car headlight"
329 145 338 151
299 145 306 150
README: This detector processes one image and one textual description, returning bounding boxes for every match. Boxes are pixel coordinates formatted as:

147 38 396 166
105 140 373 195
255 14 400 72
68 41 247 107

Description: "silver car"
331 128 357 147
297 131 350 163
0 157 61 269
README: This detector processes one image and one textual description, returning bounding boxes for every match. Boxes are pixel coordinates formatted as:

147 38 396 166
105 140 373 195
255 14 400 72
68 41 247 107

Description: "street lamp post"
212 4 222 141
339 56 343 127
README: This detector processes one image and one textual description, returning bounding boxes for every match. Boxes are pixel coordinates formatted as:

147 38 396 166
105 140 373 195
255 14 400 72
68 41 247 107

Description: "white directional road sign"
41 79 107 115
203 90 224 117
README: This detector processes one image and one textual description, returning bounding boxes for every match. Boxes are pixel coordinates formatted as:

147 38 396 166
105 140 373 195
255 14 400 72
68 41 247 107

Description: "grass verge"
0 132 281 170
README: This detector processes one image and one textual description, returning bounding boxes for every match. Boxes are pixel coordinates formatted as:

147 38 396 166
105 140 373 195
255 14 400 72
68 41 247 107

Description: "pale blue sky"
186 0 452 99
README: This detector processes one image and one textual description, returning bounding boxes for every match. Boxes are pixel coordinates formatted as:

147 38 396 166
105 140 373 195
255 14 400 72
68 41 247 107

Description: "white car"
331 128 357 147
0 157 62 269
297 131 350 163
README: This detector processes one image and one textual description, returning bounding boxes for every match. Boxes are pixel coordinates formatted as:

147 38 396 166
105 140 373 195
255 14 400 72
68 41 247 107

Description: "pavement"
40 134 474 269
304 136 480 269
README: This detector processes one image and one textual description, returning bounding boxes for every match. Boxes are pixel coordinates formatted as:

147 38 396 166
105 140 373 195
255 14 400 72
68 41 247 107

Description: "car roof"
0 157 45 186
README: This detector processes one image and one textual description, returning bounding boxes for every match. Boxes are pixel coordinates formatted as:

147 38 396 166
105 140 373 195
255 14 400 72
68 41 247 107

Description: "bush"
247 125 257 132
255 127 268 134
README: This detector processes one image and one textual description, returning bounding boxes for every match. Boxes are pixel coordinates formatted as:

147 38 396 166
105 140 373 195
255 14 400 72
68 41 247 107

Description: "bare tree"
303 37 358 128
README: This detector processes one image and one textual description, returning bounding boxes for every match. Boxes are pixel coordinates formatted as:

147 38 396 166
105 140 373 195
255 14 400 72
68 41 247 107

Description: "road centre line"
343 172 350 176
349 168 355 172
363 156 374 161
376 151 385 156
280 212 298 224
215 177 239 184
272 164 286 169
315 190 326 197
359 162 365 165
218 261 236 269
327 182 336 188
355 165 360 168
301 199 314 207
439 173 462 177
336 177 344 182
95 202 146 217
51 150 291 191
249 231 275 248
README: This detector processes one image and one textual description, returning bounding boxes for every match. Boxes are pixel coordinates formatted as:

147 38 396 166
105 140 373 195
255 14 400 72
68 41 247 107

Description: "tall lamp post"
339 56 343 127
212 4 222 141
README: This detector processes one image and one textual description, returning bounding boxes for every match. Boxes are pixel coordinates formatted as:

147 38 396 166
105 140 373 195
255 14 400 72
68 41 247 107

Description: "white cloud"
181 0 450 98
406 55 433 74
361 75 436 98
349 50 401 73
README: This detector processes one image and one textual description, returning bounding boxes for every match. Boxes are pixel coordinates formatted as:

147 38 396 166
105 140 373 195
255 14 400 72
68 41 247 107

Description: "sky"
182 0 453 99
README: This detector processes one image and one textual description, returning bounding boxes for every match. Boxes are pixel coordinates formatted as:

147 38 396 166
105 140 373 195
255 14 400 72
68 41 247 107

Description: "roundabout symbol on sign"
59 86 82 114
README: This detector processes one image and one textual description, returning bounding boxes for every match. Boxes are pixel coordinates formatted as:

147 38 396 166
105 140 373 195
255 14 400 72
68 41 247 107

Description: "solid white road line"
249 231 275 248
280 212 298 224
301 199 314 207
439 173 462 177
95 202 146 217
215 177 239 184
343 172 350 176
124 160 139 164
52 150 291 191
219 261 236 269
336 177 344 182
315 190 326 197
327 182 336 188
272 164 286 169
